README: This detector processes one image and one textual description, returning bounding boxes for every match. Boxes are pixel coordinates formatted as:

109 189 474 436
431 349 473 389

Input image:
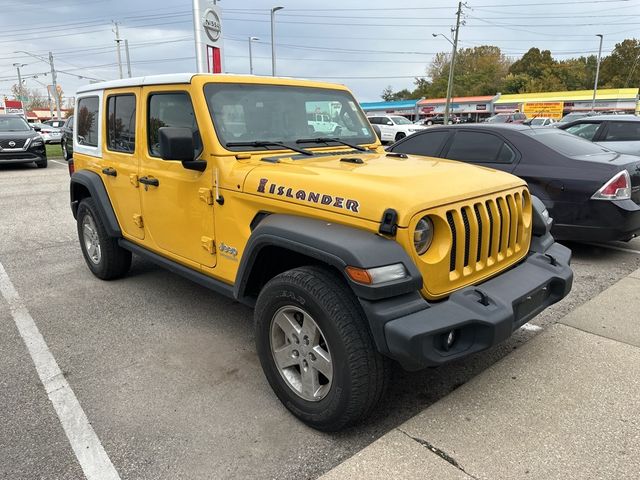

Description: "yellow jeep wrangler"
69 74 572 431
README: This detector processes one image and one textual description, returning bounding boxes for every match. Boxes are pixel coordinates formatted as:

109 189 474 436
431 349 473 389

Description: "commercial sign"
4 99 25 116
193 0 224 74
523 102 564 119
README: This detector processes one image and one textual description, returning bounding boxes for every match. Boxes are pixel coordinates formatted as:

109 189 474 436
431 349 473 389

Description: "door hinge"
199 187 214 205
201 236 216 254
130 174 139 188
133 214 144 228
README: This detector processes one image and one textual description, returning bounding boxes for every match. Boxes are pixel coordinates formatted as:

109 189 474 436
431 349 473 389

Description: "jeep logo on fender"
257 178 360 213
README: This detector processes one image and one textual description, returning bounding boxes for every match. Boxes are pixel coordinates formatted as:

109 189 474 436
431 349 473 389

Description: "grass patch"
46 143 63 158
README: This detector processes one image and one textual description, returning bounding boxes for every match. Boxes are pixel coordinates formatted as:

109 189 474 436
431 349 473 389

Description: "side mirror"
386 121 393 125
158 127 206 172
33 125 41 132
371 125 382 141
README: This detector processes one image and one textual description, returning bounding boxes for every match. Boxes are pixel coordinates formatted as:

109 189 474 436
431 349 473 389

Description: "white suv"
368 115 427 143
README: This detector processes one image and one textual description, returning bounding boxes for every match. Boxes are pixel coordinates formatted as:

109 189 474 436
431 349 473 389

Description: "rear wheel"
426 120 433 126
254 266 388 431
76 197 131 280
394 132 406 142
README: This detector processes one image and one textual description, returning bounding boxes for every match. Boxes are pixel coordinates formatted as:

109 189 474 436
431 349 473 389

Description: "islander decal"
257 178 360 213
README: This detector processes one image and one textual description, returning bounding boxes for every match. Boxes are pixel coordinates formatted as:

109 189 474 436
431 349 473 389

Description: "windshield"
0 116 31 132
391 116 412 125
560 113 587 123
524 128 614 157
204 83 376 151
529 118 547 126
486 115 508 123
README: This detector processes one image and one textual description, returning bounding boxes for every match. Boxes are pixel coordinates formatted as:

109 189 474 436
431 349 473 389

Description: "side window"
147 92 201 158
565 122 599 141
76 96 99 147
446 131 509 163
391 131 450 157
496 143 516 163
368 117 379 125
603 122 640 141
107 94 136 153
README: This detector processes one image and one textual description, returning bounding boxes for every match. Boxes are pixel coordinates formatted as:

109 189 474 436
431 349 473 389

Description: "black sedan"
387 124 640 242
0 115 47 168
61 115 73 161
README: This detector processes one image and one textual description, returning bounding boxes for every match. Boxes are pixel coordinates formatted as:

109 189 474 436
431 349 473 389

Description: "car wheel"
447 120 453 124
426 120 433 126
36 159 48 168
62 140 71 160
254 266 389 431
395 132 406 142
76 198 132 280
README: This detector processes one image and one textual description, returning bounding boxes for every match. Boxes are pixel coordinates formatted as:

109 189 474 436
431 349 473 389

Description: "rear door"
440 130 519 173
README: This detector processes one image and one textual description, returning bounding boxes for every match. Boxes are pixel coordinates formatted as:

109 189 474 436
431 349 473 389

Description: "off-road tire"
254 265 389 431
76 197 131 280
395 132 406 142
36 159 48 168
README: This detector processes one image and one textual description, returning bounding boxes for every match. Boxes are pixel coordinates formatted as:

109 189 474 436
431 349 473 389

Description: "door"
98 91 144 240
138 88 216 268
378 117 395 142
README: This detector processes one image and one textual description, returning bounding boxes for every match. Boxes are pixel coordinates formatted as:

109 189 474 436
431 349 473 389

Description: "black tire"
36 159 48 168
395 132 406 142
426 120 433 126
62 139 71 160
447 120 453 125
254 265 389 431
76 197 131 280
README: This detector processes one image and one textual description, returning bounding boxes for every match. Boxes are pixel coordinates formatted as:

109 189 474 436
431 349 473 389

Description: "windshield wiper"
295 137 367 152
225 140 313 156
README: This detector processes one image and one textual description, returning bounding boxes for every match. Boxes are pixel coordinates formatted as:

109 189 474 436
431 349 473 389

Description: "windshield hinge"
199 187 214 205
379 208 398 236
133 214 144 228
201 236 216 254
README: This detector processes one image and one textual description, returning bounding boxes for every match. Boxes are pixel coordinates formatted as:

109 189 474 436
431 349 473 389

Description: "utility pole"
271 6 284 76
12 63 25 100
444 2 464 125
124 39 132 78
591 34 604 112
113 21 124 79
49 51 62 119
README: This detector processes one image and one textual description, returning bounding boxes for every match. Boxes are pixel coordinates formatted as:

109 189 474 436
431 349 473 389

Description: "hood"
243 150 526 226
0 130 38 141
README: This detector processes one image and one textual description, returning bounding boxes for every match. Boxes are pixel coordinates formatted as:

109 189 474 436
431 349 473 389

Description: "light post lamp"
248 36 259 74
271 6 284 76
432 32 456 125
591 34 604 112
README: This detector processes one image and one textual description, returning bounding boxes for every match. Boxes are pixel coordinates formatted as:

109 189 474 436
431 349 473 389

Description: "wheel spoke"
311 346 332 380
272 344 299 370
302 314 320 345
273 311 301 340
301 364 320 399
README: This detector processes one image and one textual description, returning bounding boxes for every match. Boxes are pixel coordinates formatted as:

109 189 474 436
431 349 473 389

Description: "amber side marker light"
345 266 372 285
345 263 408 285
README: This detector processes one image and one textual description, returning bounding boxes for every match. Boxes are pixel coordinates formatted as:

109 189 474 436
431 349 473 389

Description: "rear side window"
565 122 599 141
391 130 450 157
368 117 380 125
106 94 136 153
446 131 514 163
76 96 99 147
603 122 640 141
147 92 201 158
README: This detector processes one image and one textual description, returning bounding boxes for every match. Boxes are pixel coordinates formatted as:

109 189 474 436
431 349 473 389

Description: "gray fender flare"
70 170 121 237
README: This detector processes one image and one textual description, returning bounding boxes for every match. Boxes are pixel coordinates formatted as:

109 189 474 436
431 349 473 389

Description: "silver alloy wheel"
270 305 333 402
82 214 102 265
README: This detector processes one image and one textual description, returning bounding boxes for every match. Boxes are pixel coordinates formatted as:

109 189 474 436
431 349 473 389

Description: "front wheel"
76 198 131 280
394 132 406 142
254 266 388 431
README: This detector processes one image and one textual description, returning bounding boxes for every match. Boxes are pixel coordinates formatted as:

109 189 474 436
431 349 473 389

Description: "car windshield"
560 113 587 123
529 118 547 126
524 128 614 157
391 116 412 125
486 115 509 123
0 116 31 132
203 83 376 151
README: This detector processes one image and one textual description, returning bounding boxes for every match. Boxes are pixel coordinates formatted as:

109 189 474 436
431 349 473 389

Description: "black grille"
486 200 494 257
474 204 483 262
446 211 456 272
0 139 27 149
461 208 471 267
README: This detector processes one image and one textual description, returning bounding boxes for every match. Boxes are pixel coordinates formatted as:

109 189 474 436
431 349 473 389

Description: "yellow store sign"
523 102 564 119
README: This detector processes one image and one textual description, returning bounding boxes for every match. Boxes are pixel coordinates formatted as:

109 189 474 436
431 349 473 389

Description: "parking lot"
1 159 640 480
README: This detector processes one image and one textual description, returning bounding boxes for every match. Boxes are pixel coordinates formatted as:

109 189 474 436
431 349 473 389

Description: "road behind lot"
1 160 639 480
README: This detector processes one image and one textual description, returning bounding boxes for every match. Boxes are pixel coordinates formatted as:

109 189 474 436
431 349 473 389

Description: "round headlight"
414 216 433 255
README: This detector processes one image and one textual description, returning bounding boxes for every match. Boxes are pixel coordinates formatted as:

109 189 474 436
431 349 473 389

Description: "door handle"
102 167 117 177
139 176 159 187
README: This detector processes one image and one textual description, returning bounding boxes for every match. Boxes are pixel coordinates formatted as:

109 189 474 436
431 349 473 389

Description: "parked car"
387 124 640 242
307 113 342 135
422 114 459 126
0 114 47 168
43 119 66 128
557 115 640 156
367 114 427 143
524 117 556 127
61 115 73 160
485 113 527 124
557 112 595 125
31 122 62 144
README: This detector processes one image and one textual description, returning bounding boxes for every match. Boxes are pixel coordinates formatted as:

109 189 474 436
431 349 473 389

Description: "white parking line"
0 261 121 480
50 159 68 166
586 243 640 255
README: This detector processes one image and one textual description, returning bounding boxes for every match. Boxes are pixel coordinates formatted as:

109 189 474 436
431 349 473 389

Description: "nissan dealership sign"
193 0 224 73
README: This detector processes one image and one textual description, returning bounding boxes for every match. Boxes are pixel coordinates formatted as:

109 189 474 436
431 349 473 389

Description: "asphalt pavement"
1 159 639 479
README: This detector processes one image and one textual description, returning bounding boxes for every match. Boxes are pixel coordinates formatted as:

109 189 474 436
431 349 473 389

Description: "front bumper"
380 242 573 370
0 150 46 164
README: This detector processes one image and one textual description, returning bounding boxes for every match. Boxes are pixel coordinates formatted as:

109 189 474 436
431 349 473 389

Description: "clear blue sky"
0 0 638 103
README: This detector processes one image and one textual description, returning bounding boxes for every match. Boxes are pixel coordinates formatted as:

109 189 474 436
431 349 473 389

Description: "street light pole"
270 6 284 76
48 52 62 119
112 21 124 79
591 34 604 112
248 36 259 74
444 2 463 125
124 39 132 78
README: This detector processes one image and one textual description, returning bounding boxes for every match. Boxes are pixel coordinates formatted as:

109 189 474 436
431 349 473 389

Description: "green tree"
599 38 640 88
